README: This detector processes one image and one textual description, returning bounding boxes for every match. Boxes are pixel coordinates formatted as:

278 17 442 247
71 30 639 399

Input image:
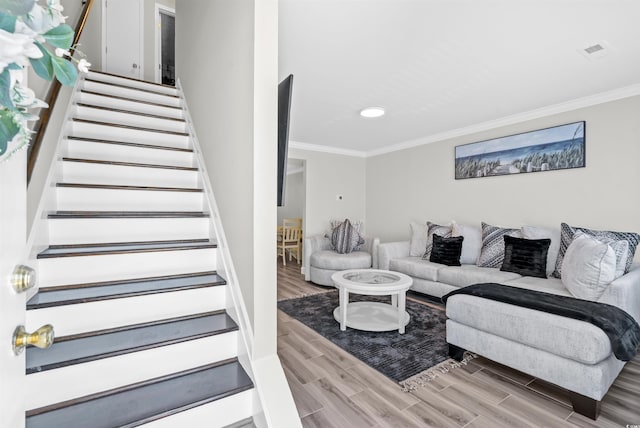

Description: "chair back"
281 226 302 243
283 218 302 229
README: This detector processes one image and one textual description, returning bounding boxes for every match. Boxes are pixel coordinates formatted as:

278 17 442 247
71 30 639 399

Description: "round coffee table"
331 269 413 334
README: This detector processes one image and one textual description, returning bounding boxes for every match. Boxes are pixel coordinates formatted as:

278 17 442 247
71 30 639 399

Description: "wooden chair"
277 226 302 266
282 218 302 229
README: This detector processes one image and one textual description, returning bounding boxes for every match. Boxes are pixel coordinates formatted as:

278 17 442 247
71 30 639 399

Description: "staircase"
25 71 256 427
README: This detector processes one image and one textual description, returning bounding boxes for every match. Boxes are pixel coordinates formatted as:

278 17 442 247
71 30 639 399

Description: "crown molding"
366 83 640 157
288 141 367 158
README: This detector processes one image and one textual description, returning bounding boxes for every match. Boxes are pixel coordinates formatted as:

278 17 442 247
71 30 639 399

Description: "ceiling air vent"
579 41 611 60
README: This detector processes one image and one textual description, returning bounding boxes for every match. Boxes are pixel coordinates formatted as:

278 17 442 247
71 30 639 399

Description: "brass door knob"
12 324 54 355
12 265 36 293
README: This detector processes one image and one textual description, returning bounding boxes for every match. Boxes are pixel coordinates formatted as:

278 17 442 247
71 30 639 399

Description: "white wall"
176 0 278 357
366 96 640 247
288 147 367 237
277 170 305 225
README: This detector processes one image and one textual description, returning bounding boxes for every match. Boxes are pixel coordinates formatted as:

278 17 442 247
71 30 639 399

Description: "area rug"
277 291 476 391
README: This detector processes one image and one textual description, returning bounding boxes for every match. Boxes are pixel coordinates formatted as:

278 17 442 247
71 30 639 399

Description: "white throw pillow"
521 225 561 277
409 222 428 257
561 232 617 301
451 222 482 264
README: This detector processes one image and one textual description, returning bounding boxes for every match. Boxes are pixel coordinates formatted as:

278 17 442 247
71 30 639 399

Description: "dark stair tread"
26 311 237 374
62 157 198 171
84 77 180 98
71 118 189 136
48 211 209 219
75 103 186 122
56 183 203 192
37 239 217 259
27 272 225 309
80 90 183 110
89 70 177 90
25 360 253 428
66 136 193 152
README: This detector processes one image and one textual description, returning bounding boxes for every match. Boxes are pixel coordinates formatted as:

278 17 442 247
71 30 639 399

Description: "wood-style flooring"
276 261 640 427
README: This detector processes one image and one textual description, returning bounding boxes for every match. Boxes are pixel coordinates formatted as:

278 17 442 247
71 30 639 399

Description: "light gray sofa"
304 235 379 286
378 235 640 419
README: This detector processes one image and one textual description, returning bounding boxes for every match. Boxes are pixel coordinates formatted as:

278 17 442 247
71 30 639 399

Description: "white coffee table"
331 269 413 334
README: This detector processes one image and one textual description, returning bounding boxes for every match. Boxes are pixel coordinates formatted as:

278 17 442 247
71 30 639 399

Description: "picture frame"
455 121 586 180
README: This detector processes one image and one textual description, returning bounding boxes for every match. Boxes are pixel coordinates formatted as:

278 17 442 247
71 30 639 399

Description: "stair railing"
26 0 95 184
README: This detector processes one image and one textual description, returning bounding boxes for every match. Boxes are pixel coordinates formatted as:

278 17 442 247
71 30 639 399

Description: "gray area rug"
278 291 475 389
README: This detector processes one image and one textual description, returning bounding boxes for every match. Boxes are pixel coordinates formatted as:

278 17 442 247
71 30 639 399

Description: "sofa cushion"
430 234 463 266
409 222 428 257
500 235 550 278
521 225 561 277
553 222 640 278
446 294 612 364
561 233 618 301
422 221 452 260
389 257 442 282
502 276 571 297
310 250 371 270
477 222 521 268
438 265 521 288
451 222 482 265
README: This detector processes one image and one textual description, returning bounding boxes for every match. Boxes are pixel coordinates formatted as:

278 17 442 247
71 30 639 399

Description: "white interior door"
0 150 28 428
103 0 144 79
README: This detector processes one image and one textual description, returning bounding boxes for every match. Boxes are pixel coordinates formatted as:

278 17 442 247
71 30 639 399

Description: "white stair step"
27 281 225 336
37 243 217 287
78 91 184 119
74 104 187 133
70 119 190 148
26 330 238 409
139 389 253 428
64 137 195 168
61 159 200 188
82 80 181 107
48 213 210 245
56 185 204 211
86 71 178 96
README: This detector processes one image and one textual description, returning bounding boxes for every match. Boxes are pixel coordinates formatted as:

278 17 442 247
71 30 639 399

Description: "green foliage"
0 0 35 15
29 42 54 81
0 10 17 31
0 68 14 110
43 24 73 49
51 55 77 86
0 109 19 154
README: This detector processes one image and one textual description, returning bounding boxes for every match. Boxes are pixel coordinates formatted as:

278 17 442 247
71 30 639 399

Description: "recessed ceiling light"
360 107 385 118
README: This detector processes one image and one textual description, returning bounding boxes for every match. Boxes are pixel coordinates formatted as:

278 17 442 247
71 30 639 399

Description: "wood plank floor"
276 261 640 427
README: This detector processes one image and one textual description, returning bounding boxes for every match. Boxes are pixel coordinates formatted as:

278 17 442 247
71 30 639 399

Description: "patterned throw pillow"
552 223 639 278
477 222 521 268
330 219 365 254
429 234 464 266
421 222 452 260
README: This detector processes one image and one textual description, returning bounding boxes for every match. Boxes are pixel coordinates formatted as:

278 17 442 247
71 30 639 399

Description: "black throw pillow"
501 235 551 278
430 234 464 266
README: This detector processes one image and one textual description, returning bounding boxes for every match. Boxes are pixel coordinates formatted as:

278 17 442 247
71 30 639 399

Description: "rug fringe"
399 352 478 392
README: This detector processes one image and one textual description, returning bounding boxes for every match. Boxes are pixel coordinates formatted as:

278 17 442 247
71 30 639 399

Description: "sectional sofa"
378 221 640 419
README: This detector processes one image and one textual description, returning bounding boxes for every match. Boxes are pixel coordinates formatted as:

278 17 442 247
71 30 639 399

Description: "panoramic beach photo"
455 121 585 179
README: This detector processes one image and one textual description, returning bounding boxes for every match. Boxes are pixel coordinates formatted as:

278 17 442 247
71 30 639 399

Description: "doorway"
155 5 176 85
277 159 306 272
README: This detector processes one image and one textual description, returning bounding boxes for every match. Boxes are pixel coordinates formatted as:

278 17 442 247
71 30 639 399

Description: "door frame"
101 0 144 77
154 4 175 84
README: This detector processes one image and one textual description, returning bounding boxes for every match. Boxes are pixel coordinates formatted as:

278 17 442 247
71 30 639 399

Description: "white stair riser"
56 187 204 211
75 106 187 134
48 218 210 245
38 247 217 287
70 121 190 148
140 389 253 428
78 92 184 119
26 332 238 410
27 285 226 336
65 139 195 168
61 162 200 188
87 72 178 96
82 80 180 107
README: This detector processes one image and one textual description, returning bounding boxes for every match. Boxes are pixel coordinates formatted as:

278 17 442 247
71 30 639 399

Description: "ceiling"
279 0 640 155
